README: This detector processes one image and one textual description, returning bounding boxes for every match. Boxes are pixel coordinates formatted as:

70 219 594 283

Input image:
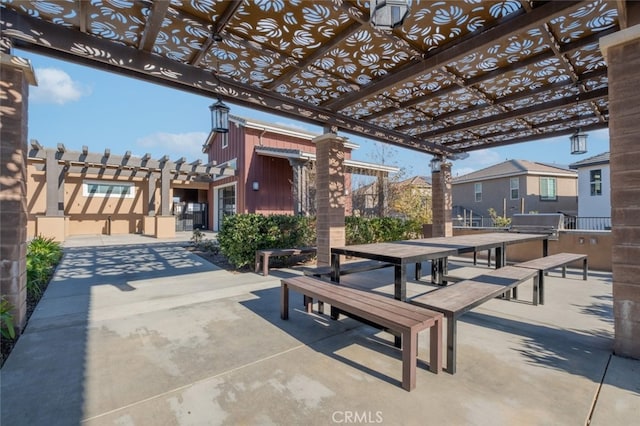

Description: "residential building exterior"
353 175 431 219
452 159 578 225
569 152 612 230
203 116 397 231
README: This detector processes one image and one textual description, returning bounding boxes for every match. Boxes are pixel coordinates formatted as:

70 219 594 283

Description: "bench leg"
446 315 457 374
487 249 491 267
473 251 477 265
583 258 588 280
280 282 289 320
255 252 261 274
415 262 422 280
401 331 418 391
263 254 270 276
562 265 567 278
430 318 442 374
532 272 540 306
539 271 545 305
303 295 313 313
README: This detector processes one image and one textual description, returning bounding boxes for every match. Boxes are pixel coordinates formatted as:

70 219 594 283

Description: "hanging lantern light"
209 98 230 133
430 156 442 172
370 0 410 30
570 128 588 155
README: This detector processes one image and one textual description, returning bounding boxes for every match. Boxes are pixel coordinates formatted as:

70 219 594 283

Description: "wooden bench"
513 252 588 305
301 259 393 279
280 275 443 391
408 266 539 374
255 246 316 276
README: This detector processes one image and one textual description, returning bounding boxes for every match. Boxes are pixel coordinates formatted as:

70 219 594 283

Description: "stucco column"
601 23 640 359
0 54 36 333
432 161 453 237
156 162 175 238
314 133 346 267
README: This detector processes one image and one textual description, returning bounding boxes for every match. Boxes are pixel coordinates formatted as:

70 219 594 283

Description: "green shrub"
26 235 63 298
0 297 16 340
346 216 421 244
218 214 420 269
217 214 316 269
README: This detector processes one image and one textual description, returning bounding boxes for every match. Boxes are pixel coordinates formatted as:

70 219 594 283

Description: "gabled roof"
229 115 359 150
453 159 576 184
398 175 432 187
569 152 610 169
254 146 398 176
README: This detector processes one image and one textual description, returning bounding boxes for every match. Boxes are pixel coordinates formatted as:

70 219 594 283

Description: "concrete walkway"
1 234 638 425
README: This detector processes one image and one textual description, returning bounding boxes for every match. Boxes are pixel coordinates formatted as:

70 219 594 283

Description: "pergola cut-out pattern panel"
0 0 618 156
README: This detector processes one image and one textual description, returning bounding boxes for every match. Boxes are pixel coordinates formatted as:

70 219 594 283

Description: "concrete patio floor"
1 234 638 425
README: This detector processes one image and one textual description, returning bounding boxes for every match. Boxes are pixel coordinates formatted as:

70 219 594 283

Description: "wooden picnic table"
330 232 549 302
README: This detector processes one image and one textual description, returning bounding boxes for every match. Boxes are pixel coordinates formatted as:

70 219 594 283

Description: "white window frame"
539 177 557 201
590 169 602 196
221 132 228 149
474 182 482 202
83 180 135 198
510 177 519 200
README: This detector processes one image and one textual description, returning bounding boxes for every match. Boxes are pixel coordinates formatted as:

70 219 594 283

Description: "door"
217 185 236 230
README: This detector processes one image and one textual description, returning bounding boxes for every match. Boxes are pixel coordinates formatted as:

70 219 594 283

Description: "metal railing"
453 216 612 231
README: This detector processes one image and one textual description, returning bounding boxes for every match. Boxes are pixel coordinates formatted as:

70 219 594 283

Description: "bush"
218 214 420 269
217 214 316 269
0 297 16 340
346 216 422 244
26 235 63 298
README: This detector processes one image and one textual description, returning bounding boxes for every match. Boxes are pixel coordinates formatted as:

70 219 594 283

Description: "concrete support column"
0 54 36 333
156 164 175 238
377 173 389 217
314 133 346 267
143 172 157 235
601 24 640 359
432 161 453 237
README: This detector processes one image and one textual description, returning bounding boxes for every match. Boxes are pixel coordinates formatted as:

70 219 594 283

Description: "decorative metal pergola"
0 1 620 157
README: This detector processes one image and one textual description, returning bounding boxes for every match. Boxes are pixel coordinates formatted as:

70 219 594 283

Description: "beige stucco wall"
453 227 612 272
27 161 209 238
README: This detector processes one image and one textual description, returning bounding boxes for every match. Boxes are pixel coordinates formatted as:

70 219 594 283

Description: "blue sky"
21 49 610 183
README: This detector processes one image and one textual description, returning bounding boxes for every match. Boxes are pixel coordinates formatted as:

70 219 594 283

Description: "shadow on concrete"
241 286 434 390
459 311 629 391
0 243 218 426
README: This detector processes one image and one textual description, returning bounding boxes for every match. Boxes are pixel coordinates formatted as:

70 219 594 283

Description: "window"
83 181 135 198
539 177 557 201
474 183 482 202
590 169 602 196
510 177 519 200
221 132 228 148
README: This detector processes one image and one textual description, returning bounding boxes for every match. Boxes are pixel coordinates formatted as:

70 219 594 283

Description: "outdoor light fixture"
570 128 588 155
569 84 587 155
429 156 442 172
209 98 230 133
252 181 259 191
370 0 410 30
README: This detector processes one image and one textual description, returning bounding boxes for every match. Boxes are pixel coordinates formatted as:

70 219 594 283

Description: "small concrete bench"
255 247 316 276
514 253 588 305
408 266 539 374
280 275 443 391
301 259 393 279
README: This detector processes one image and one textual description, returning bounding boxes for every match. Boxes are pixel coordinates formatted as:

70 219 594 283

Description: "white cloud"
135 132 208 162
30 68 89 104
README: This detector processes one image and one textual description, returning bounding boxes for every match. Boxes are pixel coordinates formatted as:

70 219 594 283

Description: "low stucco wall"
453 227 612 272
